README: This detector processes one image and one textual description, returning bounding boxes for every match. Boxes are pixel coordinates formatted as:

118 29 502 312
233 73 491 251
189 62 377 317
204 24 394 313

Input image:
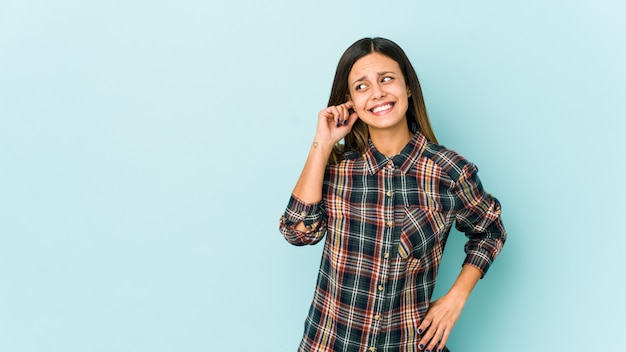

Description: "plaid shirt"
280 132 506 352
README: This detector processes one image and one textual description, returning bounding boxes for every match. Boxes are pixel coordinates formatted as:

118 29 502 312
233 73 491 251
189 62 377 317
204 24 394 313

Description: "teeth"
371 103 392 113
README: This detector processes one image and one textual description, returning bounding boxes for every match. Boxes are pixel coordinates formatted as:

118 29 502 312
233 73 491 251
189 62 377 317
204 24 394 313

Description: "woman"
279 37 506 352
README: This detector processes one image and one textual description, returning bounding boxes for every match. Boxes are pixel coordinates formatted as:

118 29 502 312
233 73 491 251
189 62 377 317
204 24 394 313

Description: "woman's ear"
407 87 412 97
345 93 352 102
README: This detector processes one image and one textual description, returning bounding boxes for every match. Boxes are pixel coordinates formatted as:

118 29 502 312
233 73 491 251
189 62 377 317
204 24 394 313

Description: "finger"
419 320 440 351
417 318 432 341
425 326 443 352
436 327 450 352
417 323 430 350
328 106 342 126
320 107 335 121
419 328 435 351
343 101 355 122
338 104 350 125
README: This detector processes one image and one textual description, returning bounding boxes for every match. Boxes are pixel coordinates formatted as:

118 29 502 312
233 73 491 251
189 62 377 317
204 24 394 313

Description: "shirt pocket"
398 206 446 260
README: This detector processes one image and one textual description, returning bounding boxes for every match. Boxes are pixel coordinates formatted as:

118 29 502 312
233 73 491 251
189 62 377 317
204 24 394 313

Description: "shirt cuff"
282 194 323 228
463 234 506 277
279 195 327 246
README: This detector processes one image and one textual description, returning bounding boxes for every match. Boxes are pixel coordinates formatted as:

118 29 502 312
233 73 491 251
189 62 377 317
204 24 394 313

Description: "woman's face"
347 52 411 133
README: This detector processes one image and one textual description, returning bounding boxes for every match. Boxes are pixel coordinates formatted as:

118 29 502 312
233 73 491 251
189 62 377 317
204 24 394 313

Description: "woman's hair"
328 37 437 164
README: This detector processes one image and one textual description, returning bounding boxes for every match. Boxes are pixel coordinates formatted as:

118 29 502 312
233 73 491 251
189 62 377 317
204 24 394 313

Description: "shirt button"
374 314 381 321
386 221 393 228
369 347 376 352
386 190 392 197
300 211 307 217
378 284 384 291
383 252 390 259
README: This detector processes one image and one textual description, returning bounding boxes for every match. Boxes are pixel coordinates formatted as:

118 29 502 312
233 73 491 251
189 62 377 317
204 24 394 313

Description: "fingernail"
419 344 424 350
336 121 340 127
418 328 423 334
425 350 430 352
342 119 347 125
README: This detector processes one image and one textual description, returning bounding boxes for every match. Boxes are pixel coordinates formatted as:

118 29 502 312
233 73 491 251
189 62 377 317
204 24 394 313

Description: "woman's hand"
417 292 466 352
314 101 359 147
418 265 481 351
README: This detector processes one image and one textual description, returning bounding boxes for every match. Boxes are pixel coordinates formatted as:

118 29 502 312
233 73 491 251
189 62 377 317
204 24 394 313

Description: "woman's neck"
369 126 413 157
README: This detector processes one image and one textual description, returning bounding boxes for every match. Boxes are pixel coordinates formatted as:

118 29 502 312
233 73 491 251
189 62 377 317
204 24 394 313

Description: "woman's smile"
369 102 395 115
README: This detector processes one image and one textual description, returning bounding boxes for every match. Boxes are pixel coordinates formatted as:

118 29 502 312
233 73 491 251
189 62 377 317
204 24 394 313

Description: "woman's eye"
382 76 393 83
355 84 367 91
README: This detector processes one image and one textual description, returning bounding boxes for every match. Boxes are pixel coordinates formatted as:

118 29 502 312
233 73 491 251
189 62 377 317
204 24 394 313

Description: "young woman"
279 37 506 352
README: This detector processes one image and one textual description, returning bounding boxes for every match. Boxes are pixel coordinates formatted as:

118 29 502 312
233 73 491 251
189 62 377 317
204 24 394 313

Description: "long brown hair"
328 37 437 163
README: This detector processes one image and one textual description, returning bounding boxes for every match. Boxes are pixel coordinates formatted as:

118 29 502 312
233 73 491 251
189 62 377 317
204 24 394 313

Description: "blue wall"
1 1 624 351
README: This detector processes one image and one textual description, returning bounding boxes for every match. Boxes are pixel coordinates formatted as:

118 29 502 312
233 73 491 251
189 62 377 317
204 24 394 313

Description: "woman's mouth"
370 102 394 114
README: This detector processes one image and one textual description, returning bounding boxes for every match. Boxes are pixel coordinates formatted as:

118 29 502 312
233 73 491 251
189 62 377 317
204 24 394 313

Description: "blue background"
1 0 624 351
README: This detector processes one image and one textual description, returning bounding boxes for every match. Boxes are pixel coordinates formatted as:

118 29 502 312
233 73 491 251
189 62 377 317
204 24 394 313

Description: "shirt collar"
363 132 428 175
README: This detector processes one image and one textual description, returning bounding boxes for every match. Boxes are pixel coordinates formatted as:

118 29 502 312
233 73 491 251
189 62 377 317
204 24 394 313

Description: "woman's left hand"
417 292 466 352
418 264 481 351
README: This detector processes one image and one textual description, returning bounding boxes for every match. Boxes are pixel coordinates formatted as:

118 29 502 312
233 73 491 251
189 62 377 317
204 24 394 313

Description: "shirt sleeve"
454 163 507 277
279 194 328 246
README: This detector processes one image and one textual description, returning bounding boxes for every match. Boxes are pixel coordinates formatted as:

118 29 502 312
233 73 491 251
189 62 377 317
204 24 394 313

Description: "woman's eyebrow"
351 75 367 86
351 71 396 86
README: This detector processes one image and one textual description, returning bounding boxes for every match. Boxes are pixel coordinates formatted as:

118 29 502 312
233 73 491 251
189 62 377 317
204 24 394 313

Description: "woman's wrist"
446 264 482 301
310 138 335 153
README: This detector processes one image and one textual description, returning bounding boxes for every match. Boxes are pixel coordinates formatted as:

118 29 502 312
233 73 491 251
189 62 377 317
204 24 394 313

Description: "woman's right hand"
315 101 359 146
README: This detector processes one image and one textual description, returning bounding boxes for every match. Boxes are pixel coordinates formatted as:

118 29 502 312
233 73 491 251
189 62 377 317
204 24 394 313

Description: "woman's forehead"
349 53 401 79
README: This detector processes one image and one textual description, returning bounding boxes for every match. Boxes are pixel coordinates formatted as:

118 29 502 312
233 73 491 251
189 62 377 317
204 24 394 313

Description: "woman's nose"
372 84 386 99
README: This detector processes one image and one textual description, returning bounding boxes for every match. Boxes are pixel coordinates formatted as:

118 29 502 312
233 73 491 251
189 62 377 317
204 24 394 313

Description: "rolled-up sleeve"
279 194 328 246
454 163 506 277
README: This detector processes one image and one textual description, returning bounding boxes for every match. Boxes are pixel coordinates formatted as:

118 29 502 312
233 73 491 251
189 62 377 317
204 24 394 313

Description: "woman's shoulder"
421 141 472 180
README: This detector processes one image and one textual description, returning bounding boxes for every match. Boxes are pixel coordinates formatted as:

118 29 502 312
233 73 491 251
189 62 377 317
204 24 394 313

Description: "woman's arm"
419 162 506 351
279 102 359 236
292 101 358 231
